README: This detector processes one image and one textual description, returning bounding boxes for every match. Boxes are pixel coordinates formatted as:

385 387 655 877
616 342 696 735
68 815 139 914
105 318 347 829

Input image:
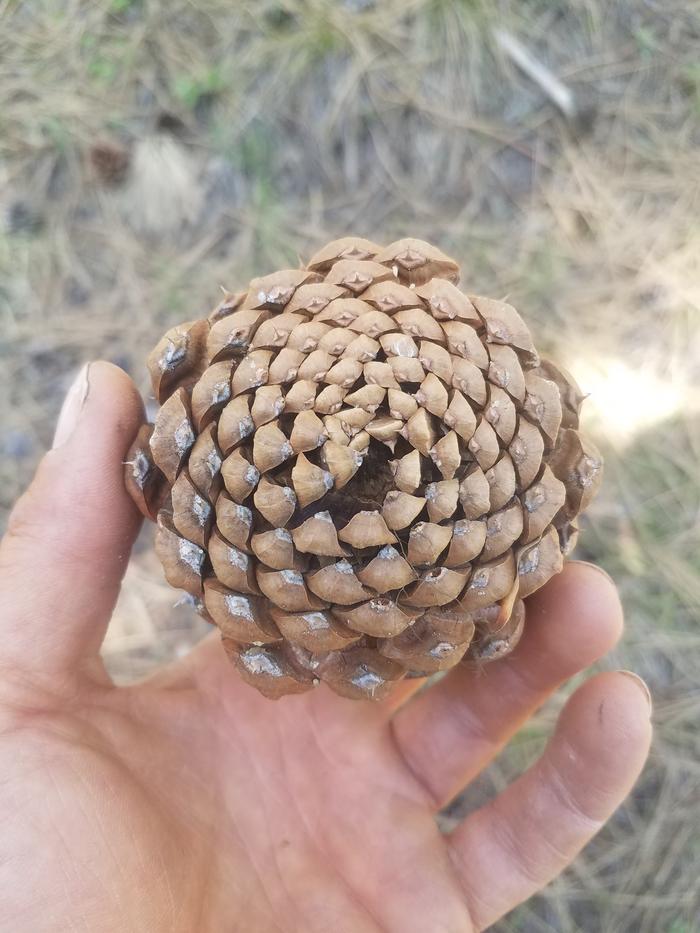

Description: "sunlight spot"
569 357 686 445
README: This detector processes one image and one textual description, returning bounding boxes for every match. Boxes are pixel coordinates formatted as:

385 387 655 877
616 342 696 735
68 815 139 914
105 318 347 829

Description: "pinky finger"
447 671 652 932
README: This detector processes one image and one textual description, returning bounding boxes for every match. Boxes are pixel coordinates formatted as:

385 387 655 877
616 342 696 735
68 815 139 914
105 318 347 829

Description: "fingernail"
570 559 616 588
617 670 652 714
52 364 91 448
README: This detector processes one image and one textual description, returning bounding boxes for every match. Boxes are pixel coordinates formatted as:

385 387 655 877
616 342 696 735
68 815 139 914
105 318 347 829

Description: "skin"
0 362 652 932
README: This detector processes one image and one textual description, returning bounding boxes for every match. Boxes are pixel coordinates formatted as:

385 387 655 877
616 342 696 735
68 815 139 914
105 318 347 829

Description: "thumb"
0 362 144 683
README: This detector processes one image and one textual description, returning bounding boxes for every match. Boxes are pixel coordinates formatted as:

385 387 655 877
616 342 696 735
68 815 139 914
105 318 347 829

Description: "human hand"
0 362 651 932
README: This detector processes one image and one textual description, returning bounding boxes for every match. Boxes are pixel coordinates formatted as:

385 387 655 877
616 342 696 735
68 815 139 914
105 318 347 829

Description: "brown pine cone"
125 237 602 700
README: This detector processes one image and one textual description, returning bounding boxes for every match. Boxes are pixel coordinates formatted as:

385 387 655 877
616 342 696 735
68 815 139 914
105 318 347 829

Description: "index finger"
390 562 624 808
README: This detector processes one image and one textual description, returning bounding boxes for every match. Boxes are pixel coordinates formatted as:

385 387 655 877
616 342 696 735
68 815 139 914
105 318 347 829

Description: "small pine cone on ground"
125 237 603 700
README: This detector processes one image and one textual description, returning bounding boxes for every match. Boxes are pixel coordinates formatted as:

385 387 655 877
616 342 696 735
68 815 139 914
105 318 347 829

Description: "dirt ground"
1 1 699 930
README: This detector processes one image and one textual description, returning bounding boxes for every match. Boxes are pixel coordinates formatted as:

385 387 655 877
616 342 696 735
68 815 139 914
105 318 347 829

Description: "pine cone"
125 237 602 700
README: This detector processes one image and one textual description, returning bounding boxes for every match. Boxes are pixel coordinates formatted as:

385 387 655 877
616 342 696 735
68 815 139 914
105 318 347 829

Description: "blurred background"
1 1 699 929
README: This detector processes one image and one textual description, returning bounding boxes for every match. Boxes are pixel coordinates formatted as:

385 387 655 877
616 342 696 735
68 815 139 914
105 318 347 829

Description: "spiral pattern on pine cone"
125 237 603 700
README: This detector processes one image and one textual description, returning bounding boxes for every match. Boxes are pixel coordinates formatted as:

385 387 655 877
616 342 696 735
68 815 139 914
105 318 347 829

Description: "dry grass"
1 1 699 929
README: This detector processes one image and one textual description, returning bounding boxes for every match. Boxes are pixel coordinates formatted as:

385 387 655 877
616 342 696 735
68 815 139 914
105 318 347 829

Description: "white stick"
494 28 578 122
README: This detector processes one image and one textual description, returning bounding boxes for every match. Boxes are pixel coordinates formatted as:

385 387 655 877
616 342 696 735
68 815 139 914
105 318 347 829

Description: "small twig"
494 28 596 132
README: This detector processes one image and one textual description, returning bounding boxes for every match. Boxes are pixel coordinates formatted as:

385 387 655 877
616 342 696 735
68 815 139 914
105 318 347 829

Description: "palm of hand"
1 649 466 933
0 363 650 933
